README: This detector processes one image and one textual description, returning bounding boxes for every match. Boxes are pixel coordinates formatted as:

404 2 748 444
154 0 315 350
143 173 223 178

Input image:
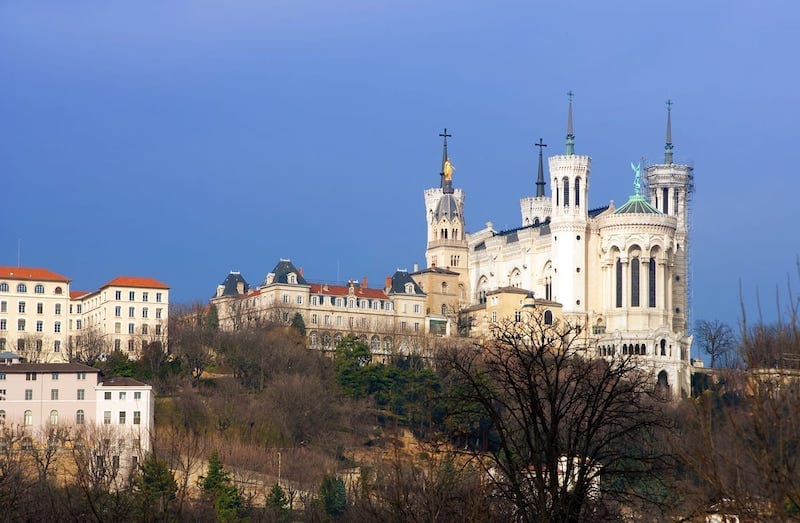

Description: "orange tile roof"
309 283 387 300
101 276 169 290
0 266 71 283
70 290 90 299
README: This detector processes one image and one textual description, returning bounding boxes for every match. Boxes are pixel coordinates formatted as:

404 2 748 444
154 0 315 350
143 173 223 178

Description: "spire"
534 138 548 197
566 91 575 155
439 128 454 194
664 99 674 164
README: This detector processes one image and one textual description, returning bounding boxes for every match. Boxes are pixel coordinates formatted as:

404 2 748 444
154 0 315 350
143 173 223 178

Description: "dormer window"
288 273 297 284
405 283 414 294
266 274 275 285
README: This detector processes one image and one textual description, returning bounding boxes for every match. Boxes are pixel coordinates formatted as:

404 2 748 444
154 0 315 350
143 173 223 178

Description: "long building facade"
424 100 694 397
0 267 169 362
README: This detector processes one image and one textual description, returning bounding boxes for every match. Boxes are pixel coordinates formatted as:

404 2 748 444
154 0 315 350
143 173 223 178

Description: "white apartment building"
0 359 154 457
0 267 169 362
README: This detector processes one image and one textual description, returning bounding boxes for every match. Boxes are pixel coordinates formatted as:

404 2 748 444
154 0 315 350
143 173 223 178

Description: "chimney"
385 276 392 291
362 277 368 288
298 268 304 277
432 262 437 268
413 263 419 273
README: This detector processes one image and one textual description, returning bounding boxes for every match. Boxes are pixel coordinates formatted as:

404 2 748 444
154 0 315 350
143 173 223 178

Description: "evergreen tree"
266 482 289 520
290 312 306 336
135 455 177 520
200 451 246 521
205 303 220 332
320 475 347 516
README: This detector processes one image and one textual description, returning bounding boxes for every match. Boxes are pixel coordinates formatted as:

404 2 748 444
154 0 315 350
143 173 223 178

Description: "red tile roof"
101 276 169 290
0 266 70 283
70 290 90 299
309 283 387 300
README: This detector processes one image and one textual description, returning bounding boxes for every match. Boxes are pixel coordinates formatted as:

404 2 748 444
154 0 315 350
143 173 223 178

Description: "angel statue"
630 162 642 195
443 158 455 181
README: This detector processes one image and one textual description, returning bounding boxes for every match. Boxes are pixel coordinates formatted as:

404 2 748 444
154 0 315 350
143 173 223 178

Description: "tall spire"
439 128 454 194
534 138 548 197
566 91 575 155
664 99 674 164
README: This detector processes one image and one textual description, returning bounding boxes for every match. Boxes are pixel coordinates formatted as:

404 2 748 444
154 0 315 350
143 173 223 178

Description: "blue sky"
2 1 798 330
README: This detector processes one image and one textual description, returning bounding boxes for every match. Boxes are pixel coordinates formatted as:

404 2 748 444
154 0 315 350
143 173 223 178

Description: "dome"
434 193 460 220
613 194 661 215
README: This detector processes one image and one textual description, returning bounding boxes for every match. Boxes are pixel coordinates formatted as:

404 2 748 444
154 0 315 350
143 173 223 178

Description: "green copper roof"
613 194 662 215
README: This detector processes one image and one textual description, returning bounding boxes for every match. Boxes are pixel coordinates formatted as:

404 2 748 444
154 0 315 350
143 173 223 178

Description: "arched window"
0 283 7 292
24 410 32 426
574 177 581 207
563 178 570 207
322 333 332 348
441 304 447 315
662 188 669 214
310 332 318 346
17 284 27 293
641 344 646 355
383 337 393 351
76 409 85 424
370 336 380 351
660 339 667 356
334 333 343 346
441 281 448 294
544 310 553 325
615 259 623 308
623 344 628 355
50 410 58 425
648 258 657 308
54 287 62 295
34 284 45 294
630 256 640 307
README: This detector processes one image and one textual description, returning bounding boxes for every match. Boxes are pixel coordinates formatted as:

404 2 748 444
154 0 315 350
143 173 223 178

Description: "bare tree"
695 319 738 368
437 312 675 522
69 326 110 366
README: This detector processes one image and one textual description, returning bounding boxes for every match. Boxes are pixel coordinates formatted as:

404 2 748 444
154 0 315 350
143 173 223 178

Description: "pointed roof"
566 91 575 155
664 99 674 164
387 270 425 296
535 138 547 197
613 194 662 215
218 271 250 297
102 276 169 289
438 128 455 195
264 259 308 286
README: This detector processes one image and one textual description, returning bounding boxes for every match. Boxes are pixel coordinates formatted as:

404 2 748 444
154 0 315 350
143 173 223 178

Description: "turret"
520 138 552 226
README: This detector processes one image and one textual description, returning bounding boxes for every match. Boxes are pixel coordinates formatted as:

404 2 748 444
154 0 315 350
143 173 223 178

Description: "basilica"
424 98 694 397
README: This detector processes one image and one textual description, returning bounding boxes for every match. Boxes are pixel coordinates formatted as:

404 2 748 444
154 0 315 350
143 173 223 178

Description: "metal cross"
666 99 673 110
567 90 574 102
439 128 452 146
535 137 548 151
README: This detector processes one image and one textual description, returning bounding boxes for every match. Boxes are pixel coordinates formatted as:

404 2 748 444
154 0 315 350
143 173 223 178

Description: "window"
155 325 161 335
54 321 61 333
133 410 141 425
37 302 43 314
401 321 407 330
142 307 148 318
413 304 421 314
156 292 162 302
18 302 25 313
24 410 32 426
296 295 303 305
17 284 27 293
25 372 36 381
54 303 61 315
311 314 318 324
311 296 318 306
51 389 58 400
77 372 86 380
104 411 111 424
54 340 61 352
119 411 126 424
112 455 120 469
142 324 149 335
0 320 6 331
544 310 554 325
129 323 135 334
134 391 141 400
142 292 149 302
77 389 85 400
0 410 4 424
128 339 135 351
50 410 58 425
282 294 289 304
0 301 5 313
114 338 121 350
630 256 640 307
574 177 581 207
648 258 657 308
115 290 122 300
515 311 522 322
35 339 43 351
414 322 420 332
115 306 121 317
155 308 162 319
0 373 4 380
76 319 82 329
76 304 82 314
129 291 135 301
615 259 623 308
25 389 33 400
0 283 6 292
491 311 497 322
119 391 126 400
0 389 5 400
36 320 43 332
105 391 112 400
129 306 135 318
563 178 570 206
76 409 85 424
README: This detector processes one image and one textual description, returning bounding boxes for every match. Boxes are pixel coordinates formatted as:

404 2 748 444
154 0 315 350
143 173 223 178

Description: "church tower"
646 101 694 334
520 138 553 226
548 93 591 318
424 129 470 302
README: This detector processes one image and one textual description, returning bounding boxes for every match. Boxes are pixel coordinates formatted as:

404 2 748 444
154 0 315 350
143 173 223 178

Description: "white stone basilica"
423 99 694 397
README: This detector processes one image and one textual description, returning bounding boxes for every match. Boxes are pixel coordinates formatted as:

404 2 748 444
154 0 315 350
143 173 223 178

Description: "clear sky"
2 1 799 330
